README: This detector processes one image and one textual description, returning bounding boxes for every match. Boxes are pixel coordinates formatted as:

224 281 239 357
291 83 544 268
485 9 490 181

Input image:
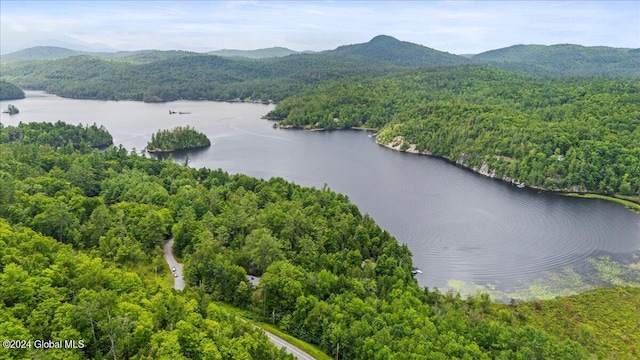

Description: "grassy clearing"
503 287 640 358
563 193 640 213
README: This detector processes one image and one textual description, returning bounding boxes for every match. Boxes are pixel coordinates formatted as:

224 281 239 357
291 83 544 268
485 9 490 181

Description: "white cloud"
1 1 638 54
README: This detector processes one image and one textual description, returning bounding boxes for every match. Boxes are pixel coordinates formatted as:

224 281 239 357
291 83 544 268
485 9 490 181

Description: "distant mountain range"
1 35 637 103
1 45 305 62
0 46 203 63
208 47 312 59
1 46 86 61
2 35 637 77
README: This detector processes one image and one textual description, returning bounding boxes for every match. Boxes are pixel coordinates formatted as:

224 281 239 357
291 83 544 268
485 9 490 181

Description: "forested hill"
328 35 469 67
270 66 640 197
0 46 85 61
0 46 201 63
0 51 395 102
0 80 25 100
2 36 638 103
472 44 640 77
1 35 469 102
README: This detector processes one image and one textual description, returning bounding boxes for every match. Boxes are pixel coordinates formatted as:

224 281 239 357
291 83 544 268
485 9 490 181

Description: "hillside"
0 46 85 61
328 35 469 67
0 80 25 100
0 46 202 64
3 38 638 78
473 44 640 77
2 36 638 104
0 44 404 102
0 36 474 103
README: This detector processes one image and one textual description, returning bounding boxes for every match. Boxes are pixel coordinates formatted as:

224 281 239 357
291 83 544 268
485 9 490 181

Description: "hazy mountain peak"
1 46 85 61
329 35 468 67
208 47 301 59
368 35 400 43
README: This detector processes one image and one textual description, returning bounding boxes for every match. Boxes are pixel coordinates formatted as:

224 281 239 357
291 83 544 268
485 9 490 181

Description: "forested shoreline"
269 66 640 200
4 122 639 359
2 38 637 202
0 80 25 100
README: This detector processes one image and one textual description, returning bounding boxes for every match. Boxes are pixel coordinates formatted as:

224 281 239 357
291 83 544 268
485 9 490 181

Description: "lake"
3 91 639 299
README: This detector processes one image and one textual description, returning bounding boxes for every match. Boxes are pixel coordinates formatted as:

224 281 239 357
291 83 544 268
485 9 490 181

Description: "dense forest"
1 36 637 104
1 34 639 358
269 66 640 197
472 44 640 78
0 221 295 360
0 53 367 102
0 121 113 149
147 126 211 153
3 122 639 359
0 80 25 100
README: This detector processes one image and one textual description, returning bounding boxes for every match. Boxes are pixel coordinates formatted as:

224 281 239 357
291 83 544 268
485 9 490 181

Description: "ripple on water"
411 187 640 290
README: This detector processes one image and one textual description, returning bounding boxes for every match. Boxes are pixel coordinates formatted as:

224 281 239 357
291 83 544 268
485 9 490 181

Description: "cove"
2 91 639 300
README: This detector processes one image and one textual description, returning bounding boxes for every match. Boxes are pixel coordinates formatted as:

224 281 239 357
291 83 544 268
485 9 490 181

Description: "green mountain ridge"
328 34 469 67
0 46 85 61
4 35 637 77
472 44 640 77
0 46 203 63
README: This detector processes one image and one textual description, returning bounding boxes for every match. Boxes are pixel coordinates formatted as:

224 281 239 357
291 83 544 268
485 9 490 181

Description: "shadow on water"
148 146 211 163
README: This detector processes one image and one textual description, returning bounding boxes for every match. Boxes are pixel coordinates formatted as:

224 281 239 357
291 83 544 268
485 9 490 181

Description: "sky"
1 1 639 55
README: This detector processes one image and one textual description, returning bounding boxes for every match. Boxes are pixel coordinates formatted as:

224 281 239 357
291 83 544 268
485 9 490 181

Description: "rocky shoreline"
268 124 639 211
375 136 640 212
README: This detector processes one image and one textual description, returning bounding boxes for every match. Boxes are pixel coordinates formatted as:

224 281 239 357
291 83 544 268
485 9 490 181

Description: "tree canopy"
4 121 637 358
0 80 25 100
147 126 210 152
2 37 636 104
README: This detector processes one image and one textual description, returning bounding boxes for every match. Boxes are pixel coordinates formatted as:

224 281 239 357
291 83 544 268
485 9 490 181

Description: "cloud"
1 1 638 54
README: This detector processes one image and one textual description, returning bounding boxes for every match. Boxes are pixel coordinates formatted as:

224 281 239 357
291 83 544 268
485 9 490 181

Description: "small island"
146 125 211 153
2 104 19 115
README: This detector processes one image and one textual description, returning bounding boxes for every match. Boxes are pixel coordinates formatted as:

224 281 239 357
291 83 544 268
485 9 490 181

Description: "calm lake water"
3 92 640 299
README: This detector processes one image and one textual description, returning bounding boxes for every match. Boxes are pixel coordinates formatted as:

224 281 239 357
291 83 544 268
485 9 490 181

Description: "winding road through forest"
162 238 185 290
162 239 316 360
